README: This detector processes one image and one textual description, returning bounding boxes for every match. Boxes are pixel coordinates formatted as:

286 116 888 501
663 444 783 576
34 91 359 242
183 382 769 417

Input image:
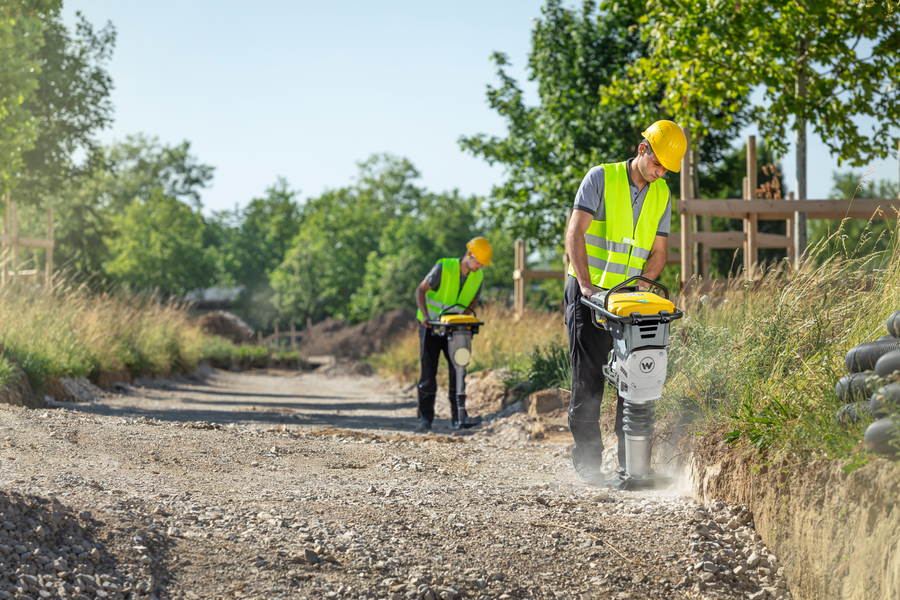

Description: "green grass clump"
661 219 900 465
0 284 205 388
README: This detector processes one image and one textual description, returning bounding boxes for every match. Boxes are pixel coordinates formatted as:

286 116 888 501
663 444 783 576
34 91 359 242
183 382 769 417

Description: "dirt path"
0 369 789 600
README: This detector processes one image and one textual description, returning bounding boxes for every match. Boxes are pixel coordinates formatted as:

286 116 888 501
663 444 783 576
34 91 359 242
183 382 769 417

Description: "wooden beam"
46 208 53 287
666 252 682 266
11 201 18 278
678 198 900 218
0 233 55 250
513 269 566 280
680 126 692 286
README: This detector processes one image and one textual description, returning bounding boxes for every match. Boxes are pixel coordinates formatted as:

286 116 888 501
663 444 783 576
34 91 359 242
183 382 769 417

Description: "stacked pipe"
836 310 900 458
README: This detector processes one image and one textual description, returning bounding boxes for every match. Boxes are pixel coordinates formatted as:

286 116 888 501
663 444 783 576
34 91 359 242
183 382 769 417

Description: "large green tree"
15 10 115 205
0 0 62 191
460 0 742 249
270 155 424 326
104 188 213 294
610 0 900 200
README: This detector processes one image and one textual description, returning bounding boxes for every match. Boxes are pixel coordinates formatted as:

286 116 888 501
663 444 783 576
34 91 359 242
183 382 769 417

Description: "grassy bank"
0 283 301 391
663 235 900 466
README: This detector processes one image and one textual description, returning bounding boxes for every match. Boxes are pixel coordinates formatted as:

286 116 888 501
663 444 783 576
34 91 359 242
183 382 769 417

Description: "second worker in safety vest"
564 120 687 486
414 237 492 432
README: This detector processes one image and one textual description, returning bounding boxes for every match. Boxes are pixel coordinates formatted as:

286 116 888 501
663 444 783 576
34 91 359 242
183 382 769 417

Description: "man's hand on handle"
579 281 600 300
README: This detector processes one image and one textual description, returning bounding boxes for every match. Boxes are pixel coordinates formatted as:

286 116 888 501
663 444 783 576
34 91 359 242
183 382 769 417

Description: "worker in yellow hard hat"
413 237 492 432
563 120 687 486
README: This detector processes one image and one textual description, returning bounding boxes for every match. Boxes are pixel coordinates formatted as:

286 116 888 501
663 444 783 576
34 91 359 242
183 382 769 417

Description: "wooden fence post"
1 193 7 285
290 323 296 350
562 208 572 289
745 135 758 275
45 208 53 287
514 240 526 315
786 191 795 265
274 322 279 348
11 201 18 280
680 127 693 288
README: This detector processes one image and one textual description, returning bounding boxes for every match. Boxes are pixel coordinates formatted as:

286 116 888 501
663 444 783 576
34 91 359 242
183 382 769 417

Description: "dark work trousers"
564 275 625 472
417 325 458 424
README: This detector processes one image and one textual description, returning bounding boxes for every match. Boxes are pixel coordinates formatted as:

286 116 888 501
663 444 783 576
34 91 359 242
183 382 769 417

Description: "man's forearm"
566 231 592 284
642 247 667 281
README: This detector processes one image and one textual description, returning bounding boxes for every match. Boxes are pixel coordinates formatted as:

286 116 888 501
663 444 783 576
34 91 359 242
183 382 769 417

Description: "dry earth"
0 369 792 600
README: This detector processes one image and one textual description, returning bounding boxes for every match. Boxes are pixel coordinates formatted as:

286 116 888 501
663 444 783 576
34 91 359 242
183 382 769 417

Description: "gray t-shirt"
573 159 671 237
424 263 483 301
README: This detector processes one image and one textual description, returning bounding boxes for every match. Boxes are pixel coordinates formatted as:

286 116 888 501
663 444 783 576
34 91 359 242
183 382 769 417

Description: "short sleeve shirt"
572 159 671 237
424 263 483 302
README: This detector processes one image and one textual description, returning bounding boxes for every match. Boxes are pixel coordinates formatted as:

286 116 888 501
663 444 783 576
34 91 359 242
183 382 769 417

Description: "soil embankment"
687 435 900 600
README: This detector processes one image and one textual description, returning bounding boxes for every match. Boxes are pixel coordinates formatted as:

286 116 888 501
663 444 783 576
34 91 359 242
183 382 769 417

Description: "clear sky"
62 1 898 214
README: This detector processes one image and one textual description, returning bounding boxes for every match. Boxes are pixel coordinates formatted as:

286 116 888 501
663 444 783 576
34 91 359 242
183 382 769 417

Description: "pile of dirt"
196 311 255 343
297 308 416 360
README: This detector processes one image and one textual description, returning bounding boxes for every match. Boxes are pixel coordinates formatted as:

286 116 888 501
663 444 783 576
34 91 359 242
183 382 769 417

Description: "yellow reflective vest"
567 161 669 289
417 258 483 322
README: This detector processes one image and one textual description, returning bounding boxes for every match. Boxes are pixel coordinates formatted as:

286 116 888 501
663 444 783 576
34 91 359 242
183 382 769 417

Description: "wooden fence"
512 131 900 309
1 193 55 286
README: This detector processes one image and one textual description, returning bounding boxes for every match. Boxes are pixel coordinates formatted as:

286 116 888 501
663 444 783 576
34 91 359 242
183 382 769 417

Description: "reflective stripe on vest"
567 161 668 289
417 258 484 322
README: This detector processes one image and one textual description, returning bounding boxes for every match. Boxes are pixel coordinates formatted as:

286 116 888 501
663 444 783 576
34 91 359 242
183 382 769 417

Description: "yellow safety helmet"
641 120 687 173
466 237 492 266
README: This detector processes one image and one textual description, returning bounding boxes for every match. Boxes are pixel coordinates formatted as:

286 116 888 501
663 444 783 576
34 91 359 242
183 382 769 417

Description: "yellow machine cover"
439 314 480 324
606 291 675 317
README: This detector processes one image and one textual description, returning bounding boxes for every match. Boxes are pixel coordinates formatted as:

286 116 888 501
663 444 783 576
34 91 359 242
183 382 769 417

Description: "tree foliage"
0 0 62 190
104 188 213 294
609 0 900 166
16 10 115 205
461 0 742 249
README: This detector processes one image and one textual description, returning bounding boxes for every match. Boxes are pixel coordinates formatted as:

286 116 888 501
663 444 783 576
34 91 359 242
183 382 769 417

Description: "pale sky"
62 1 898 214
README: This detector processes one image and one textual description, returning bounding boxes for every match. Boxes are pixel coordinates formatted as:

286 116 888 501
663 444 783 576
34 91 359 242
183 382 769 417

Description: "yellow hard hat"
641 120 687 173
466 237 492 266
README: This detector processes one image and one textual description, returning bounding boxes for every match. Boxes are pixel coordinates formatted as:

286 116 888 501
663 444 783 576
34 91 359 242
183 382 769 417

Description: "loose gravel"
0 370 792 600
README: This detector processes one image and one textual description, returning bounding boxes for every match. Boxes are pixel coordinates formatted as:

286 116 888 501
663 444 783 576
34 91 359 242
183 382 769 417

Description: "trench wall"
686 438 900 600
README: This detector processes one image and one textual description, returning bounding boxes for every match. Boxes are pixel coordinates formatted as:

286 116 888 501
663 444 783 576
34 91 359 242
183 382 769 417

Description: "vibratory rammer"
580 276 684 490
427 306 484 430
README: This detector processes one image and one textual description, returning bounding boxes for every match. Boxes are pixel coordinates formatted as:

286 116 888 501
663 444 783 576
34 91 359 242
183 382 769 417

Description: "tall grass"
0 283 206 388
662 219 900 465
369 303 565 383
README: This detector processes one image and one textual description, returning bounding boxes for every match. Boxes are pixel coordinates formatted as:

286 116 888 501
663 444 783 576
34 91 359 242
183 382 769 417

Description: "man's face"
466 254 483 271
636 143 668 182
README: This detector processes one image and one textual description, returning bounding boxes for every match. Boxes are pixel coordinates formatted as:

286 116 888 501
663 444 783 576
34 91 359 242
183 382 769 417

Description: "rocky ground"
0 369 792 600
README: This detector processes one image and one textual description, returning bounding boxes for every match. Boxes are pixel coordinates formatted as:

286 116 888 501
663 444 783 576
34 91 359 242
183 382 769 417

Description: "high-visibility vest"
567 161 669 289
417 258 483 322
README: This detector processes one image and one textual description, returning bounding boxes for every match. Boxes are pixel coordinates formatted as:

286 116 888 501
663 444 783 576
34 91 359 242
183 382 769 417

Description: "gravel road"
0 369 792 600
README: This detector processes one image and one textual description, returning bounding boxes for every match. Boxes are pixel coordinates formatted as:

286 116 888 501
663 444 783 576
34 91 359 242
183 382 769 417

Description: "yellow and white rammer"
580 276 684 490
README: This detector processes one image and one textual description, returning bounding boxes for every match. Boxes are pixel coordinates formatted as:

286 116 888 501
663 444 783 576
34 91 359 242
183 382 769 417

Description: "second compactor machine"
579 276 684 490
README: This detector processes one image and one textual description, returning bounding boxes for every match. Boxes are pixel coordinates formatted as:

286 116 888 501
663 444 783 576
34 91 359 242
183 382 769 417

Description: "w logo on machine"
639 357 655 373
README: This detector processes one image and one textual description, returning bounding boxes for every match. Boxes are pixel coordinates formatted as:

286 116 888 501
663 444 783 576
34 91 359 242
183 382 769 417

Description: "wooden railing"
1 194 55 286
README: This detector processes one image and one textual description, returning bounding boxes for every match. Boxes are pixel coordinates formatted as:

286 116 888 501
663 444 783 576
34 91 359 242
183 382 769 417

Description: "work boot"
451 410 482 430
414 419 432 433
576 465 608 487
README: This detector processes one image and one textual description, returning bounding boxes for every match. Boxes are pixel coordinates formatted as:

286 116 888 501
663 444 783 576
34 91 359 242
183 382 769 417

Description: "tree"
347 192 479 322
610 0 900 202
0 0 62 191
270 155 425 326
104 188 213 294
460 0 741 249
16 10 115 206
211 178 302 329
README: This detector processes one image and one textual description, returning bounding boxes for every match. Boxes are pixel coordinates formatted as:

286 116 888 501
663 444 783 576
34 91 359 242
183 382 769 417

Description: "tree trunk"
794 37 810 267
